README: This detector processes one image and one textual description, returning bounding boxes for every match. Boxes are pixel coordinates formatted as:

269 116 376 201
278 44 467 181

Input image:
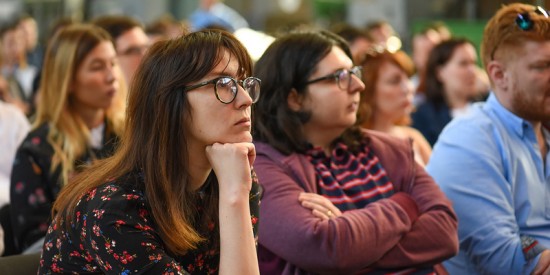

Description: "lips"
348 102 359 111
106 88 116 97
235 117 251 125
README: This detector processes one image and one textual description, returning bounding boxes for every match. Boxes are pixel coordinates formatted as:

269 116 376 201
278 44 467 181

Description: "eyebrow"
88 56 115 66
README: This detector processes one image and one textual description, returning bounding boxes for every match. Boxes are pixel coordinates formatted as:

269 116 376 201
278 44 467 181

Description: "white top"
89 123 105 150
450 103 473 118
0 101 30 206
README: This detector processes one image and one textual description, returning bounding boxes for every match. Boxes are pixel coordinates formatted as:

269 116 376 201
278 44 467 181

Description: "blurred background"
0 0 547 55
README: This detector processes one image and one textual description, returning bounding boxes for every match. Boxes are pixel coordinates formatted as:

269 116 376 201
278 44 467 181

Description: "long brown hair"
35 24 126 186
357 49 414 128
52 30 253 255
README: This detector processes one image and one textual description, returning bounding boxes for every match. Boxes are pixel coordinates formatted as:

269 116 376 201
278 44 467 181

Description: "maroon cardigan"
254 130 458 274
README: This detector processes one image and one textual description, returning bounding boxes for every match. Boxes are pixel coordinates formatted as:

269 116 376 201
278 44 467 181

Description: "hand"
298 192 342 220
533 250 550 275
206 142 256 200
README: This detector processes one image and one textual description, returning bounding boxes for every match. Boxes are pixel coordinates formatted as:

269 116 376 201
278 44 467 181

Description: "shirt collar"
484 92 531 138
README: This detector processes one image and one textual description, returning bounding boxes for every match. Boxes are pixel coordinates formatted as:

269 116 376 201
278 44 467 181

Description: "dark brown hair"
253 29 363 155
52 29 253 255
92 15 142 43
418 38 473 109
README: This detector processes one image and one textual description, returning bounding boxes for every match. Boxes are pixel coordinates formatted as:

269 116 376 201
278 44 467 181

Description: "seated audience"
39 29 261 274
10 24 125 253
252 29 458 274
427 3 550 274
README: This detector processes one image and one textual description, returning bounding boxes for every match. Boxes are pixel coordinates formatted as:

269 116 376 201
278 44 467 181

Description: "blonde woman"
9 24 125 253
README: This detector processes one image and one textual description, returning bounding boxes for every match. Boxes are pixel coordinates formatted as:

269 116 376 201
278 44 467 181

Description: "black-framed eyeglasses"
305 66 363 91
516 6 549 31
183 76 261 104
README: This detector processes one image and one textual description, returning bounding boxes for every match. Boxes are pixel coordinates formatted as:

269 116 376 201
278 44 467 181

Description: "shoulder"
399 127 429 145
437 105 495 146
77 174 147 215
16 123 53 155
413 102 435 115
0 102 27 122
363 129 411 153
0 102 29 141
254 141 300 165
362 129 415 171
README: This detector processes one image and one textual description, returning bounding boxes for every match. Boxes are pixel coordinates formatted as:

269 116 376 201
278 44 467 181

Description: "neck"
186 140 212 191
446 90 468 109
303 125 344 155
72 103 105 129
371 114 395 134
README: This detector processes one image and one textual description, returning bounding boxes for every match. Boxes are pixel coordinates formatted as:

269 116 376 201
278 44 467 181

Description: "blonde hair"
34 24 125 186
481 3 550 69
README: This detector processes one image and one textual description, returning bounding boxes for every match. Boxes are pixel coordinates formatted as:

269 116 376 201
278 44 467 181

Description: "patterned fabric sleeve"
79 184 187 274
10 134 58 251
249 169 261 245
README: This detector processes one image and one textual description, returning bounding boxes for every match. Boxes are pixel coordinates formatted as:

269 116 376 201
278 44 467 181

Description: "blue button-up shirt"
427 93 550 275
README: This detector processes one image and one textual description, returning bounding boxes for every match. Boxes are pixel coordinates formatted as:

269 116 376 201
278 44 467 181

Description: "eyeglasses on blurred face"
183 76 261 104
305 66 363 91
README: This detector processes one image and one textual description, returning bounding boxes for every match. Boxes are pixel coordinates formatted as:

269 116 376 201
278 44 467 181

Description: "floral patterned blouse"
10 122 118 252
38 171 261 274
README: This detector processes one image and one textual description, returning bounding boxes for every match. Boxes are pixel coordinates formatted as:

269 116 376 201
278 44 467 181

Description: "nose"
234 84 253 109
348 74 366 94
105 64 116 84
402 79 413 95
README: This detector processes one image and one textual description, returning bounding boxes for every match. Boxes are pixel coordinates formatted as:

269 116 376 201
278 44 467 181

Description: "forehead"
209 49 239 77
507 40 550 64
84 40 116 61
315 46 353 74
379 60 405 74
116 27 148 48
450 43 477 58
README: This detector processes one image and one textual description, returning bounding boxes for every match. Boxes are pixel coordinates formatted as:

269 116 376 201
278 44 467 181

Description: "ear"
486 60 507 91
287 88 303 112
435 65 446 82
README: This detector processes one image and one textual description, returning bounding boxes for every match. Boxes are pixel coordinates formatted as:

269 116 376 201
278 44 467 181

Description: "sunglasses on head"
515 6 549 31
491 6 550 60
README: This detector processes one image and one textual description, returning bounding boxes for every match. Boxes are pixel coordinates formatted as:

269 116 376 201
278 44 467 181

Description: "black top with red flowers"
38 171 261 274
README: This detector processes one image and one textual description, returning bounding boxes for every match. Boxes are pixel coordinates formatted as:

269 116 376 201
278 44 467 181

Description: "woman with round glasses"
252 29 458 274
39 30 261 274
